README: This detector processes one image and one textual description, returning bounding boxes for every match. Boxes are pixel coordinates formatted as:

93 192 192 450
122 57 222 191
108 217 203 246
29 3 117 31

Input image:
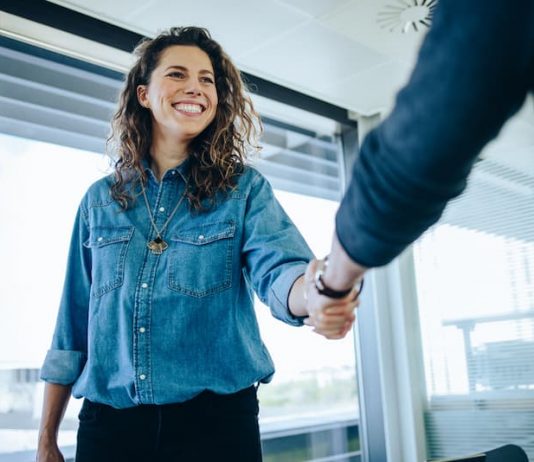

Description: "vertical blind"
413 157 534 459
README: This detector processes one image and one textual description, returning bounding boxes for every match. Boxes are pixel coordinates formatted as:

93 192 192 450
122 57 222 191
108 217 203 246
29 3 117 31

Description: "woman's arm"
36 382 71 462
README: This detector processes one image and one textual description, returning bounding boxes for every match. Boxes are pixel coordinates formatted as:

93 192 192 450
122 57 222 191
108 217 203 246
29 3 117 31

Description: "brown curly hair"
108 27 261 210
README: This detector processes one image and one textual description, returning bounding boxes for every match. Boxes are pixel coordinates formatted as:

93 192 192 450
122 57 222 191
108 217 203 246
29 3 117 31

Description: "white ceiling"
48 0 432 116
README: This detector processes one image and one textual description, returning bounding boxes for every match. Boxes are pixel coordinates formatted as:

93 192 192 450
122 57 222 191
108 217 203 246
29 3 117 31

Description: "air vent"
377 0 437 34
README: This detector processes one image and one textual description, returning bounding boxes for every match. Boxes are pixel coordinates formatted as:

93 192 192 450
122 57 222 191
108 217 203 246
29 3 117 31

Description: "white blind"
413 156 534 460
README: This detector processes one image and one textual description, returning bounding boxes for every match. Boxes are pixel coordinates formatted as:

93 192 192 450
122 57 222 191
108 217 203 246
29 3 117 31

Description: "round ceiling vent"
377 0 437 34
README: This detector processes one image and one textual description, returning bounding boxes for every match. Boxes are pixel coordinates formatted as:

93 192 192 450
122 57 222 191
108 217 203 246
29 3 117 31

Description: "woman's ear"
137 85 149 108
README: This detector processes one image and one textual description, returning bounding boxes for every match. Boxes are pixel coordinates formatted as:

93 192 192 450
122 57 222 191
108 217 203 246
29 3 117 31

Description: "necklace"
140 179 188 255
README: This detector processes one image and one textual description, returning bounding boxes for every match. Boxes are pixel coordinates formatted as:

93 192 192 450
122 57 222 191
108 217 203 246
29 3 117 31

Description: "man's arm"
336 0 534 270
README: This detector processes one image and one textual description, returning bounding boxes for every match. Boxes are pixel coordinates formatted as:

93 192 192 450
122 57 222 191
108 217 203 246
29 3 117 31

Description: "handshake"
301 258 365 340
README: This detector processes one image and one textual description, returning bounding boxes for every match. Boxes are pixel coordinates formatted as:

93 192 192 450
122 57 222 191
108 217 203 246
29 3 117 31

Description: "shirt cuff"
40 349 86 385
270 263 308 327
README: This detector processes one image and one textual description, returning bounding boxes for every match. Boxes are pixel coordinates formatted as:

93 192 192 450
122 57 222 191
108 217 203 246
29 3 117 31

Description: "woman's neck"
149 138 190 180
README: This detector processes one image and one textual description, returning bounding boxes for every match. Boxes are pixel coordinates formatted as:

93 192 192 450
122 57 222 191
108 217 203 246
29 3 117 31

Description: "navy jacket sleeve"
336 0 534 267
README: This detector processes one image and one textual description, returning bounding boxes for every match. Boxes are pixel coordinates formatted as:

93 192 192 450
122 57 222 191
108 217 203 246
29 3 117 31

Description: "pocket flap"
84 226 134 248
170 222 235 245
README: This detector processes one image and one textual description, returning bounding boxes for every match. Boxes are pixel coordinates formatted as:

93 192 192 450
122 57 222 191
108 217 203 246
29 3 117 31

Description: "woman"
36 27 357 462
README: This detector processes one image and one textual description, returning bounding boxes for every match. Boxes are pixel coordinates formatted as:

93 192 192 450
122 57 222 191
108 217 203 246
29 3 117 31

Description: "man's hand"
303 259 360 339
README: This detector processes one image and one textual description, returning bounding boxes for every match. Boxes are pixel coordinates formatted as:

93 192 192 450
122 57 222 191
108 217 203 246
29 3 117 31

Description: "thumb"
304 259 319 284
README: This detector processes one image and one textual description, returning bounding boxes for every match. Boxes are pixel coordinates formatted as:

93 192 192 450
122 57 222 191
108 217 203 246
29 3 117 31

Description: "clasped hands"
303 259 361 340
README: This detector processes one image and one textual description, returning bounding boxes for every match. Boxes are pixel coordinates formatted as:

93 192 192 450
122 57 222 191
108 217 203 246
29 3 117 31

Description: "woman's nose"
184 79 202 95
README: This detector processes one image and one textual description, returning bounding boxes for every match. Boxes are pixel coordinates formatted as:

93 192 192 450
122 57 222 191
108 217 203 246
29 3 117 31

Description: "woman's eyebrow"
165 65 214 76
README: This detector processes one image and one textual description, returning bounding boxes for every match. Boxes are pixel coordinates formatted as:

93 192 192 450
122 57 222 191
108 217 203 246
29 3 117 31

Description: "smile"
173 103 205 114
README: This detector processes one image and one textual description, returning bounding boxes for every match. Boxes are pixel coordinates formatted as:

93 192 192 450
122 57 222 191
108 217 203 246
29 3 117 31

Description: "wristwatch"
314 257 364 299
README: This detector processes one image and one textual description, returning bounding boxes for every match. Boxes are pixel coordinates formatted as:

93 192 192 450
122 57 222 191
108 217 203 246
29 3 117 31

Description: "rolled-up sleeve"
242 171 314 326
40 199 92 385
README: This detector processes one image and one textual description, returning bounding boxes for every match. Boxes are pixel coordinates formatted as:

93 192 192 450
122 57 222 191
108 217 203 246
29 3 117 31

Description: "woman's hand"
36 440 65 462
303 259 360 339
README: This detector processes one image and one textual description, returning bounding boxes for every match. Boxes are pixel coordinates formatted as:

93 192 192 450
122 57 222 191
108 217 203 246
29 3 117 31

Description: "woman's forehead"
157 45 214 72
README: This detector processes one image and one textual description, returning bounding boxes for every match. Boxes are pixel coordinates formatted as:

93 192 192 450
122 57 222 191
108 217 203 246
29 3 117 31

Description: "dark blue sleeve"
336 0 534 267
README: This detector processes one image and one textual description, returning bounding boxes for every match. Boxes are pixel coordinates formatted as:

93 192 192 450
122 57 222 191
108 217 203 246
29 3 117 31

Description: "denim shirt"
40 160 313 408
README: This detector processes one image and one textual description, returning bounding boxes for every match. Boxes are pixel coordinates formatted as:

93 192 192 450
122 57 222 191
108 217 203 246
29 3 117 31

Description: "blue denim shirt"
40 160 313 408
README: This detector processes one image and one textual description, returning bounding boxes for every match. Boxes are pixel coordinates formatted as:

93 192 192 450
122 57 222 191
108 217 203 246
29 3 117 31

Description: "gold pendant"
147 237 168 254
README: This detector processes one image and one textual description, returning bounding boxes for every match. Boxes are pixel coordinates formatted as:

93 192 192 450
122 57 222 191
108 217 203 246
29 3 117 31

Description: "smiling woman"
35 26 357 462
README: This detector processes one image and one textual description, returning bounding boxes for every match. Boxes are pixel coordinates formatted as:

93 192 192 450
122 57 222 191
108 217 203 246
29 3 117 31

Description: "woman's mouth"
173 103 205 114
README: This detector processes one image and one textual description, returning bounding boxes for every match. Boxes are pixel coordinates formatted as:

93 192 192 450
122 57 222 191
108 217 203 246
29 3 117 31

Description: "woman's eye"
168 71 185 79
201 77 215 84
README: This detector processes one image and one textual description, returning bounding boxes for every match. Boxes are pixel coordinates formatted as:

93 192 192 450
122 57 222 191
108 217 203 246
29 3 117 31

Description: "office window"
0 133 109 459
257 189 359 462
413 155 534 460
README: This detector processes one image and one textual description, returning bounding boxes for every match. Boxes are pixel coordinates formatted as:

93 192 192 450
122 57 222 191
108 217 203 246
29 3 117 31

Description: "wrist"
38 427 58 443
314 257 364 299
324 233 367 291
322 263 364 292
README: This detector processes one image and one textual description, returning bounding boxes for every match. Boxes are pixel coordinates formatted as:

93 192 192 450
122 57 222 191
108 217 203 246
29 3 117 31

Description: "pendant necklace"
140 178 188 255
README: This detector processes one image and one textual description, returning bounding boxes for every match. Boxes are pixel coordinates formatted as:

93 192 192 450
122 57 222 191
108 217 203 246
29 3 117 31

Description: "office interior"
0 1 533 461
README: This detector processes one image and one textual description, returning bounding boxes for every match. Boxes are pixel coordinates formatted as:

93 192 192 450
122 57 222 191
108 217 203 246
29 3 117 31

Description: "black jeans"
75 386 262 462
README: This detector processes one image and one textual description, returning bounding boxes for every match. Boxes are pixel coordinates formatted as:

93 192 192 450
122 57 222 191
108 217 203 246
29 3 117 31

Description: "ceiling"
47 0 435 116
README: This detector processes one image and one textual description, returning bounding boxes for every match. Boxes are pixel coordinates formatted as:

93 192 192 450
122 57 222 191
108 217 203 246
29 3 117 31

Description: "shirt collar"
142 155 191 183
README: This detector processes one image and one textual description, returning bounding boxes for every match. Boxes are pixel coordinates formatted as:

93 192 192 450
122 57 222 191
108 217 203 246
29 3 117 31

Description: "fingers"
307 311 354 327
308 320 355 339
305 311 356 339
323 298 360 314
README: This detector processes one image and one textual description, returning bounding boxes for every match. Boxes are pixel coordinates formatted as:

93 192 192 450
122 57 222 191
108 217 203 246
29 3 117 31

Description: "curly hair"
108 27 262 210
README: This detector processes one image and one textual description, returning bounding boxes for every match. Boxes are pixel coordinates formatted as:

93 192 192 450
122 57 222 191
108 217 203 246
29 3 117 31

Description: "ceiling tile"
320 61 412 115
320 0 429 64
273 0 352 19
125 0 311 59
48 0 156 35
238 22 388 100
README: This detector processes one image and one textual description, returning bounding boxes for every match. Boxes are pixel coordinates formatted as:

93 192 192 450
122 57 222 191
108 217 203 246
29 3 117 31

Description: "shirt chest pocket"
84 226 134 298
168 221 235 297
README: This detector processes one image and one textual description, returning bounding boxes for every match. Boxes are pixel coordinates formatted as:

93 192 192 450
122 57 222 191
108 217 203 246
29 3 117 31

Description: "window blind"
413 157 534 460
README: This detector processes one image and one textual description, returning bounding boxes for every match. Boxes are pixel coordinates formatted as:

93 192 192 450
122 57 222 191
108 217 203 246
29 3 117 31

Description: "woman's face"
137 45 218 147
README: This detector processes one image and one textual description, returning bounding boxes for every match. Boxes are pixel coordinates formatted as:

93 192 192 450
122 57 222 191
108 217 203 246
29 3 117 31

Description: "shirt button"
141 283 148 289
171 171 176 175
198 235 205 240
97 237 103 242
159 207 165 212
139 374 146 380
139 327 146 333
